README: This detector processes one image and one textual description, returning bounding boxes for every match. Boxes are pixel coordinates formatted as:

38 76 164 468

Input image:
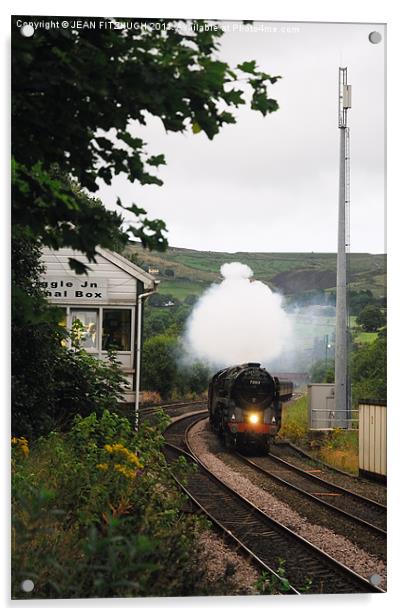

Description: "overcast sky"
97 20 385 254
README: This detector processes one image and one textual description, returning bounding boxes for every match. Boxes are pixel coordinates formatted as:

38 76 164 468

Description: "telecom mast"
335 67 351 418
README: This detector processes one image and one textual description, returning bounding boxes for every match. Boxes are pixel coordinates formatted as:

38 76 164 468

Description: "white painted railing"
310 409 359 430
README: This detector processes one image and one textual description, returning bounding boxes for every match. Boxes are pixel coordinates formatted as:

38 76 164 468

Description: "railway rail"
164 412 384 595
234 450 387 536
271 441 387 504
139 399 207 422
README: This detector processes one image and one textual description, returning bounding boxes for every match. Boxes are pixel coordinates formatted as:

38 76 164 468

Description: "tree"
356 305 386 332
310 360 335 383
351 334 386 405
12 17 281 428
349 289 375 315
181 362 210 396
184 294 198 306
143 310 175 339
142 335 178 399
12 17 281 270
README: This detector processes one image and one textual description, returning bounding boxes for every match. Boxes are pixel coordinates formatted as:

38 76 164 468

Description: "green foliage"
12 410 216 598
148 292 179 308
141 332 209 400
181 361 210 397
51 345 127 429
12 241 127 439
356 305 386 332
12 17 280 265
127 244 386 303
11 229 66 437
349 289 375 315
12 163 129 273
280 396 359 473
255 560 292 595
142 334 178 399
310 360 335 383
351 334 386 406
279 395 308 442
184 294 198 305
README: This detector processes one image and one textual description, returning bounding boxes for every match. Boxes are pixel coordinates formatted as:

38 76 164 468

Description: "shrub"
356 305 385 332
141 391 163 406
279 395 308 442
12 410 215 598
351 334 386 406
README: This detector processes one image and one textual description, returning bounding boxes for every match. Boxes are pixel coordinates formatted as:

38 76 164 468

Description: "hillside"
123 243 387 302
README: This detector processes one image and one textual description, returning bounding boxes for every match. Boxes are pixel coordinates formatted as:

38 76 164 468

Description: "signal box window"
102 309 131 351
70 309 98 350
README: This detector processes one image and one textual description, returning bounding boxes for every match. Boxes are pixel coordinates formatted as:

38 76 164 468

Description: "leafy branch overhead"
12 17 281 270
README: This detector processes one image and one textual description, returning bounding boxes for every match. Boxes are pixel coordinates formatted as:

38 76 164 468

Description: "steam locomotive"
208 362 293 452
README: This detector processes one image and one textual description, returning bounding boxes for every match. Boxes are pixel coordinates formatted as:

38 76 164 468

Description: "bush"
356 305 386 332
310 360 334 383
141 391 163 406
12 410 214 599
351 334 386 406
12 334 127 439
279 395 308 442
142 334 209 400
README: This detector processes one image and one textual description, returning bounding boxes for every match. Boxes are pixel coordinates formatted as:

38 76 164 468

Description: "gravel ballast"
188 419 387 591
195 529 260 595
271 442 387 505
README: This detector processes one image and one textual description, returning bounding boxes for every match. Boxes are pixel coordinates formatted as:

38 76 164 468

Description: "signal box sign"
41 277 108 302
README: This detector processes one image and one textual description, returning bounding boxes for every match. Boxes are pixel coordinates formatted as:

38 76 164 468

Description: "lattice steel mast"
335 67 351 418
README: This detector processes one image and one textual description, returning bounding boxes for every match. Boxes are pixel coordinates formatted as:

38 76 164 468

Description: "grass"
353 330 378 345
279 394 359 474
316 432 358 474
349 316 380 345
279 395 308 442
157 279 209 301
125 243 386 300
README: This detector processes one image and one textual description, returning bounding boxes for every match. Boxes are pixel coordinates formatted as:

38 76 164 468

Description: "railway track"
234 450 387 536
139 400 207 422
271 440 387 505
164 412 384 595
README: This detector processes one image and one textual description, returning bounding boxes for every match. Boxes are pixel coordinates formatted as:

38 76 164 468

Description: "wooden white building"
40 247 158 403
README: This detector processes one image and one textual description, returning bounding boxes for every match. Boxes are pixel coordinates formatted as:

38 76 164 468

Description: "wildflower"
113 463 137 480
96 463 108 471
103 442 143 469
11 436 29 457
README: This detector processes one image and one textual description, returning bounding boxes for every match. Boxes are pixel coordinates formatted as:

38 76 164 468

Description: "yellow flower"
11 436 29 457
103 443 143 469
126 451 143 469
113 463 137 480
96 463 108 471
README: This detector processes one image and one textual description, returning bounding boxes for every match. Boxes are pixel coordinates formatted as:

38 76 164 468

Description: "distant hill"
123 243 386 302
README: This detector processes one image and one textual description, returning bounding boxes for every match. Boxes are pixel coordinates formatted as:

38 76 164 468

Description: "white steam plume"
184 262 293 366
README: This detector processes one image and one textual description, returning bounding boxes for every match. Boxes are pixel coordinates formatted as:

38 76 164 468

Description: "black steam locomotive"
208 362 293 452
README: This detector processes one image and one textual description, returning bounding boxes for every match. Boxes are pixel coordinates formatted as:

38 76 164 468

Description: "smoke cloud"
184 262 293 367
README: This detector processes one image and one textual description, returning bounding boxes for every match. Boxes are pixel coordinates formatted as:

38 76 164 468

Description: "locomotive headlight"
248 413 259 424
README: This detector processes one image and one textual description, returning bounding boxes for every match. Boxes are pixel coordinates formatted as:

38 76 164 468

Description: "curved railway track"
139 400 207 422
164 412 384 595
234 450 386 536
